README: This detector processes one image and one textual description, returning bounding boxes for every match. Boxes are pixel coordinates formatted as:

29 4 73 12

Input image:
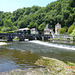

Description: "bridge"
0 33 52 42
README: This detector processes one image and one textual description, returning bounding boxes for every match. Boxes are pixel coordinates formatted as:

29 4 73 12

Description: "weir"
29 40 75 51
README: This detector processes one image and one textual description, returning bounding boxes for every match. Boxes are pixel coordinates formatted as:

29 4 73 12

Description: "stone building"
31 28 38 34
55 23 61 34
44 24 54 35
18 28 30 34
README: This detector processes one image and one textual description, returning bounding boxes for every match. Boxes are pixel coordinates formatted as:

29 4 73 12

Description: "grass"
66 61 75 66
13 38 19 41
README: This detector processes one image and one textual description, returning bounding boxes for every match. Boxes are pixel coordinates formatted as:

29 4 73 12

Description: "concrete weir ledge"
0 42 7 46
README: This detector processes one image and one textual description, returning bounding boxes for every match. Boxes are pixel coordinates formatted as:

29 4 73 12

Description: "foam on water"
0 42 7 46
29 40 75 50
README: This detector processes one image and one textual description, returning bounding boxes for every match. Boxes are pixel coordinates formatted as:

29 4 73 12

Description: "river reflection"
0 48 40 72
0 41 75 72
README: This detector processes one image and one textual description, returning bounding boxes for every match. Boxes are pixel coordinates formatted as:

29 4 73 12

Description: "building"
55 23 61 35
18 28 30 34
44 24 54 35
31 28 38 34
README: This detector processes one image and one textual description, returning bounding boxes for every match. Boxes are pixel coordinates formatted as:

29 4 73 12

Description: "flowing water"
0 40 75 72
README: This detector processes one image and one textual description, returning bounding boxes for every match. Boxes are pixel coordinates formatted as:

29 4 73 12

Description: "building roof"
55 23 61 27
31 28 36 30
44 23 51 30
18 28 30 31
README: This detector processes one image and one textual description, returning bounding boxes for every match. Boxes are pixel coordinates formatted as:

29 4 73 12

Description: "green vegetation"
70 28 75 37
70 28 75 40
68 25 75 34
35 57 75 75
59 28 66 34
13 38 19 41
0 0 75 33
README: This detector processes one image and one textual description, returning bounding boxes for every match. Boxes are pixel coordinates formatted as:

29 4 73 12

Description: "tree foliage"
0 0 75 32
70 28 75 37
1 19 17 32
38 22 46 31
59 28 66 34
68 25 75 34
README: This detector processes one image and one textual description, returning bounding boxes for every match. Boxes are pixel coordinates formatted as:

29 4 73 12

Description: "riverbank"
0 42 7 46
0 57 75 75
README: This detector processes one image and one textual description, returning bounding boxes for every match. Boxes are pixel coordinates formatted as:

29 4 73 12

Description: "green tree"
55 15 63 24
68 25 75 34
31 6 41 13
4 19 13 27
28 22 35 28
59 28 66 34
62 10 70 19
17 20 27 28
1 27 11 32
34 23 38 28
0 18 3 26
38 22 46 31
1 19 17 32
0 0 75 33
70 28 75 40
0 26 2 31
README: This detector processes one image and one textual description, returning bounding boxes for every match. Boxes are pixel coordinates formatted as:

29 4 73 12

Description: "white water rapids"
0 42 7 46
29 40 75 50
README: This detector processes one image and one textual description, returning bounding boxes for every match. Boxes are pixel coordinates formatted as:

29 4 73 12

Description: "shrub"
59 28 66 34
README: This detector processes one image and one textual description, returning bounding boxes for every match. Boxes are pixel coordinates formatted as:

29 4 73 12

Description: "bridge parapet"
0 33 52 41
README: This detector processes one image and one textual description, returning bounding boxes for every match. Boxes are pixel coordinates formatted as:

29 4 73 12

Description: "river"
0 40 75 72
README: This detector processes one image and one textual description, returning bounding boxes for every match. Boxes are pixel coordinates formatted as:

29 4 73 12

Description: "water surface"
0 41 75 72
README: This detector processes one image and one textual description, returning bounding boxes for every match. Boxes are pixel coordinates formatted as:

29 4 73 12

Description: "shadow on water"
0 48 40 72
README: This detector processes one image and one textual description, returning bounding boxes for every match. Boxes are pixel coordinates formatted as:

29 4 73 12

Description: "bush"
68 25 75 34
59 28 66 34
70 28 75 37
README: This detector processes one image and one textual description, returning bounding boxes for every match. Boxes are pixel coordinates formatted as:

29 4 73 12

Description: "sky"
0 0 57 12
